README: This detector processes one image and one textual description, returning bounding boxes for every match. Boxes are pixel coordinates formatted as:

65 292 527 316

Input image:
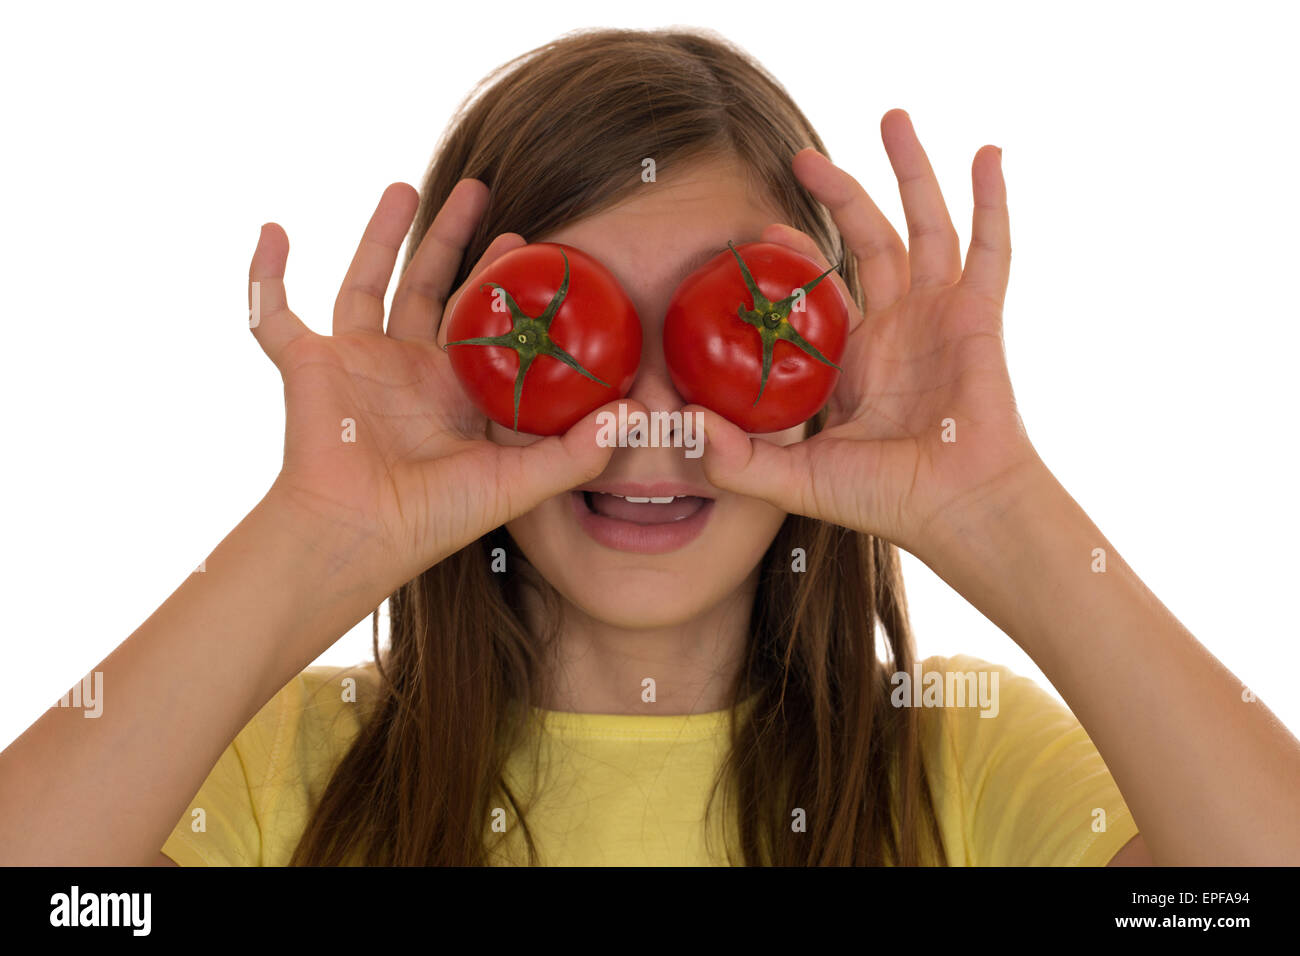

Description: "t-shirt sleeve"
920 653 1140 866
160 664 374 867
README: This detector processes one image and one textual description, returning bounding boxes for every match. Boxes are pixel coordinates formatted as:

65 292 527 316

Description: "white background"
2 0 1297 751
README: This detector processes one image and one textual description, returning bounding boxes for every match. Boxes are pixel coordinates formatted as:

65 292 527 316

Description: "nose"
624 314 682 407
603 318 704 465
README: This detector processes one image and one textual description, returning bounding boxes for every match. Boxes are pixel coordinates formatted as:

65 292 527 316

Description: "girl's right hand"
248 179 616 591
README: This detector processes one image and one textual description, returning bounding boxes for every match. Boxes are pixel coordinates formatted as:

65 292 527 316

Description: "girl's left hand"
691 109 1044 557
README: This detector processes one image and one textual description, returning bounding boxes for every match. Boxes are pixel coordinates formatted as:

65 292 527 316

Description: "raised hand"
690 109 1042 558
249 180 616 590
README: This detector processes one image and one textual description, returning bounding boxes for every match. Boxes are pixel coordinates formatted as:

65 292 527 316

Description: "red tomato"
444 243 642 435
663 241 848 433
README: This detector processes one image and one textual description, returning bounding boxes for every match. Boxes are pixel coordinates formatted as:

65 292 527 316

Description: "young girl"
4 27 1296 867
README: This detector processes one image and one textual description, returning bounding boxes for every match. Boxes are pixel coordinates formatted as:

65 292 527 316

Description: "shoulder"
255 661 382 790
223 662 380 780
161 661 382 866
910 652 1139 865
907 652 1076 748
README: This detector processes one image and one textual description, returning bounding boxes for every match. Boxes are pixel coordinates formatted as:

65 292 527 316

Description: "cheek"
504 498 565 572
717 496 789 576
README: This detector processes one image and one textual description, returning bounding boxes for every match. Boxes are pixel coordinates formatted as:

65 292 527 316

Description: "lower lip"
570 492 715 554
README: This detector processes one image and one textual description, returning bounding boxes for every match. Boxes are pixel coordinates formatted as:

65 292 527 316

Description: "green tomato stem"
726 240 844 406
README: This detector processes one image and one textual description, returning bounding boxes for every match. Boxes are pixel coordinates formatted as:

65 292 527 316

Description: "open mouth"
579 490 709 524
569 488 716 553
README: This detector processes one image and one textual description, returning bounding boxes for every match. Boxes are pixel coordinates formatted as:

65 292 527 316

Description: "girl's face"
491 153 806 629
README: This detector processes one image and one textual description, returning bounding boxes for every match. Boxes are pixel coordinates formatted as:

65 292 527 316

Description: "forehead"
536 152 786 288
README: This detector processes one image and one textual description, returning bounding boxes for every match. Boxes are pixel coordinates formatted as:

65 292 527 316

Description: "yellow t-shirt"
161 654 1139 866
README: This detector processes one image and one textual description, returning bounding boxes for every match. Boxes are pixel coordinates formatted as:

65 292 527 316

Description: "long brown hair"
291 26 947 866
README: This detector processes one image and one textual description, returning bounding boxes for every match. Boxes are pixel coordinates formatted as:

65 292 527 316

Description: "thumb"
495 398 627 506
249 223 311 370
686 405 808 512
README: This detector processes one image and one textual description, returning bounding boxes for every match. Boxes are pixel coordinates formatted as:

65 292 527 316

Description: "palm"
249 181 611 586
272 331 507 569
808 283 1030 546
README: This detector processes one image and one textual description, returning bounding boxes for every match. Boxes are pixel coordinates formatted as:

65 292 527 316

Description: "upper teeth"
599 493 683 504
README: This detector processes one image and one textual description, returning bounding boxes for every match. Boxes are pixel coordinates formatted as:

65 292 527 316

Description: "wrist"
247 488 397 655
910 450 1054 559
259 478 399 586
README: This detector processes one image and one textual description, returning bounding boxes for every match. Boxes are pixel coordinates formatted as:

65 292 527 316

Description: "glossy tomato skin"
444 242 642 435
663 242 848 433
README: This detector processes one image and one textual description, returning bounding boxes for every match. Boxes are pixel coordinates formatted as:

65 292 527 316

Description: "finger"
387 178 487 343
434 232 528 350
790 146 909 315
959 146 1011 311
332 182 420 337
248 223 311 370
685 404 813 514
488 397 625 511
879 109 963 291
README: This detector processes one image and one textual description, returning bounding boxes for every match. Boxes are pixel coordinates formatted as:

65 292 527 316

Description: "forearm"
0 492 394 865
917 459 1300 865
